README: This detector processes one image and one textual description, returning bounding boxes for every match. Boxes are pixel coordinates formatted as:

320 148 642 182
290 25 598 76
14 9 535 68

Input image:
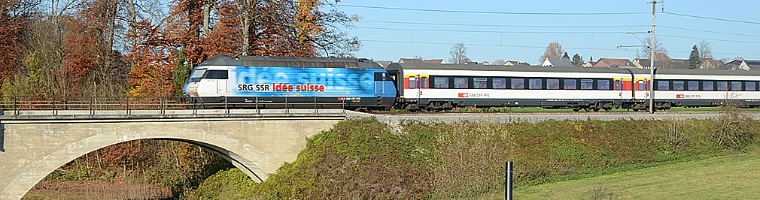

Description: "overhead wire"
339 4 760 57
663 11 760 26
361 20 650 28
339 4 649 15
360 19 760 38
359 39 627 52
355 26 625 34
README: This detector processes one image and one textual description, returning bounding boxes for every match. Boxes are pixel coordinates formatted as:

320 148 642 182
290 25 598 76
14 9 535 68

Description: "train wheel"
583 108 590 112
604 108 612 112
632 108 639 112
572 108 580 112
593 108 600 112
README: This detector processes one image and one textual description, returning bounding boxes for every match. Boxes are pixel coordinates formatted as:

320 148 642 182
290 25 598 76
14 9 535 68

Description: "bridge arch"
0 119 341 199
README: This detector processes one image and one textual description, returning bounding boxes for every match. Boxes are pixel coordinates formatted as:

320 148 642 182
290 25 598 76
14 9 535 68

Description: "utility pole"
648 0 658 114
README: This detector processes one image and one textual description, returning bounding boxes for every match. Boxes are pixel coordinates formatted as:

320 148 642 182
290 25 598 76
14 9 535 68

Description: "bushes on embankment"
185 115 759 199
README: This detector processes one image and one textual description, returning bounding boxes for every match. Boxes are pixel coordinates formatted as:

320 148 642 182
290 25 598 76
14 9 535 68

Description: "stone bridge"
0 109 345 199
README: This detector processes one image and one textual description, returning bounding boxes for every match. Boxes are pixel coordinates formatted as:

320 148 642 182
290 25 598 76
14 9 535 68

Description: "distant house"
480 61 490 65
581 61 595 68
725 60 760 71
398 58 443 64
632 52 674 69
697 58 725 70
593 58 635 68
504 60 530 66
633 58 689 69
540 58 573 67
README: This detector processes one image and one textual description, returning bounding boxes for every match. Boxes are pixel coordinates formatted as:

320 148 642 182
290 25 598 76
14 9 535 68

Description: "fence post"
90 96 94 116
506 161 513 200
13 96 17 116
192 97 197 115
52 96 57 116
126 96 130 116
285 96 289 114
225 96 229 117
256 97 259 114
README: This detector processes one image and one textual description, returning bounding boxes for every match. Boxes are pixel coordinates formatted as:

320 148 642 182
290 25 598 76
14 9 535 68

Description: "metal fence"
0 96 347 117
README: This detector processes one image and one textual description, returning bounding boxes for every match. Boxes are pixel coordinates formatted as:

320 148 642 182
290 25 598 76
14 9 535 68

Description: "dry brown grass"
23 180 173 200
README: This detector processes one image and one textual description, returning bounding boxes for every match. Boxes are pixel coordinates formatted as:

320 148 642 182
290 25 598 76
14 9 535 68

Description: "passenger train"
182 55 760 112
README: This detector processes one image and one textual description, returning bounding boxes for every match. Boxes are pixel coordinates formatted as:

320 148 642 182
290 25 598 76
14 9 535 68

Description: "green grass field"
512 153 760 199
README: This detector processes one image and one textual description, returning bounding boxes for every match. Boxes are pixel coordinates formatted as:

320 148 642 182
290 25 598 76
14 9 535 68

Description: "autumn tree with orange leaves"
124 20 175 99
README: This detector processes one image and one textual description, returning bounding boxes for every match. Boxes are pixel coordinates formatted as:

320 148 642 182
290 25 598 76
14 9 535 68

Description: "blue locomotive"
182 55 397 110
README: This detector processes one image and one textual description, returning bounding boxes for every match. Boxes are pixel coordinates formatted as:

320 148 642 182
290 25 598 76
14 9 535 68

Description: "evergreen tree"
562 52 570 59
172 49 192 98
689 45 700 69
571 54 583 66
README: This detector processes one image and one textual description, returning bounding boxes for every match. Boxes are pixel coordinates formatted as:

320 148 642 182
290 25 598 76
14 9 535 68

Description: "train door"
375 72 388 96
614 78 633 102
403 74 428 100
217 79 227 95
634 78 649 100
418 74 429 101
203 70 229 96
404 74 418 99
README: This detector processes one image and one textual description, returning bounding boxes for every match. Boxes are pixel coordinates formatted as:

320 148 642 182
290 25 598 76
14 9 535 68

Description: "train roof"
386 63 760 77
198 55 383 69
387 63 631 74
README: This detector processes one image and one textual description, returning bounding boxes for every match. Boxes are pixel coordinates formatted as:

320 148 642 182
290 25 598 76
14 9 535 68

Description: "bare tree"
643 37 668 61
448 42 470 64
698 40 713 59
539 41 564 63
492 59 505 65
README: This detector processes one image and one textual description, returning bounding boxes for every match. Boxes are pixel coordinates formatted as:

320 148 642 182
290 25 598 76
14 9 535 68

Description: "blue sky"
335 0 760 64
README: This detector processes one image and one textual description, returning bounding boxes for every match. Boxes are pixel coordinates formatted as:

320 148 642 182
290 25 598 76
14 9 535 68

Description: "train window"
637 80 646 91
688 81 699 91
657 80 669 91
511 78 525 89
433 77 449 88
547 79 560 89
203 70 228 79
747 82 757 91
717 81 728 91
420 77 428 89
408 77 416 89
474 78 488 89
454 78 469 89
703 81 714 91
189 69 206 82
528 79 542 90
673 81 685 91
564 79 577 90
581 79 593 90
731 81 742 91
493 78 507 89
598 80 610 90
614 80 621 90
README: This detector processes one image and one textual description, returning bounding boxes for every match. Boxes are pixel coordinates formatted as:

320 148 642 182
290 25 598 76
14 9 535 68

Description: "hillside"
184 114 760 199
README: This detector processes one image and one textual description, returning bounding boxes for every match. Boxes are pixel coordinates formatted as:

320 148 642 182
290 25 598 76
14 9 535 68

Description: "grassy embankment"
513 152 760 199
184 111 759 199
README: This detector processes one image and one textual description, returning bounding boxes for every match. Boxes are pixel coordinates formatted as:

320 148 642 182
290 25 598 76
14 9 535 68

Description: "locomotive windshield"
188 69 206 82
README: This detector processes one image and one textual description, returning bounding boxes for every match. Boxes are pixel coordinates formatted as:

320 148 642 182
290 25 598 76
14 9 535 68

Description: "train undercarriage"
395 98 682 112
